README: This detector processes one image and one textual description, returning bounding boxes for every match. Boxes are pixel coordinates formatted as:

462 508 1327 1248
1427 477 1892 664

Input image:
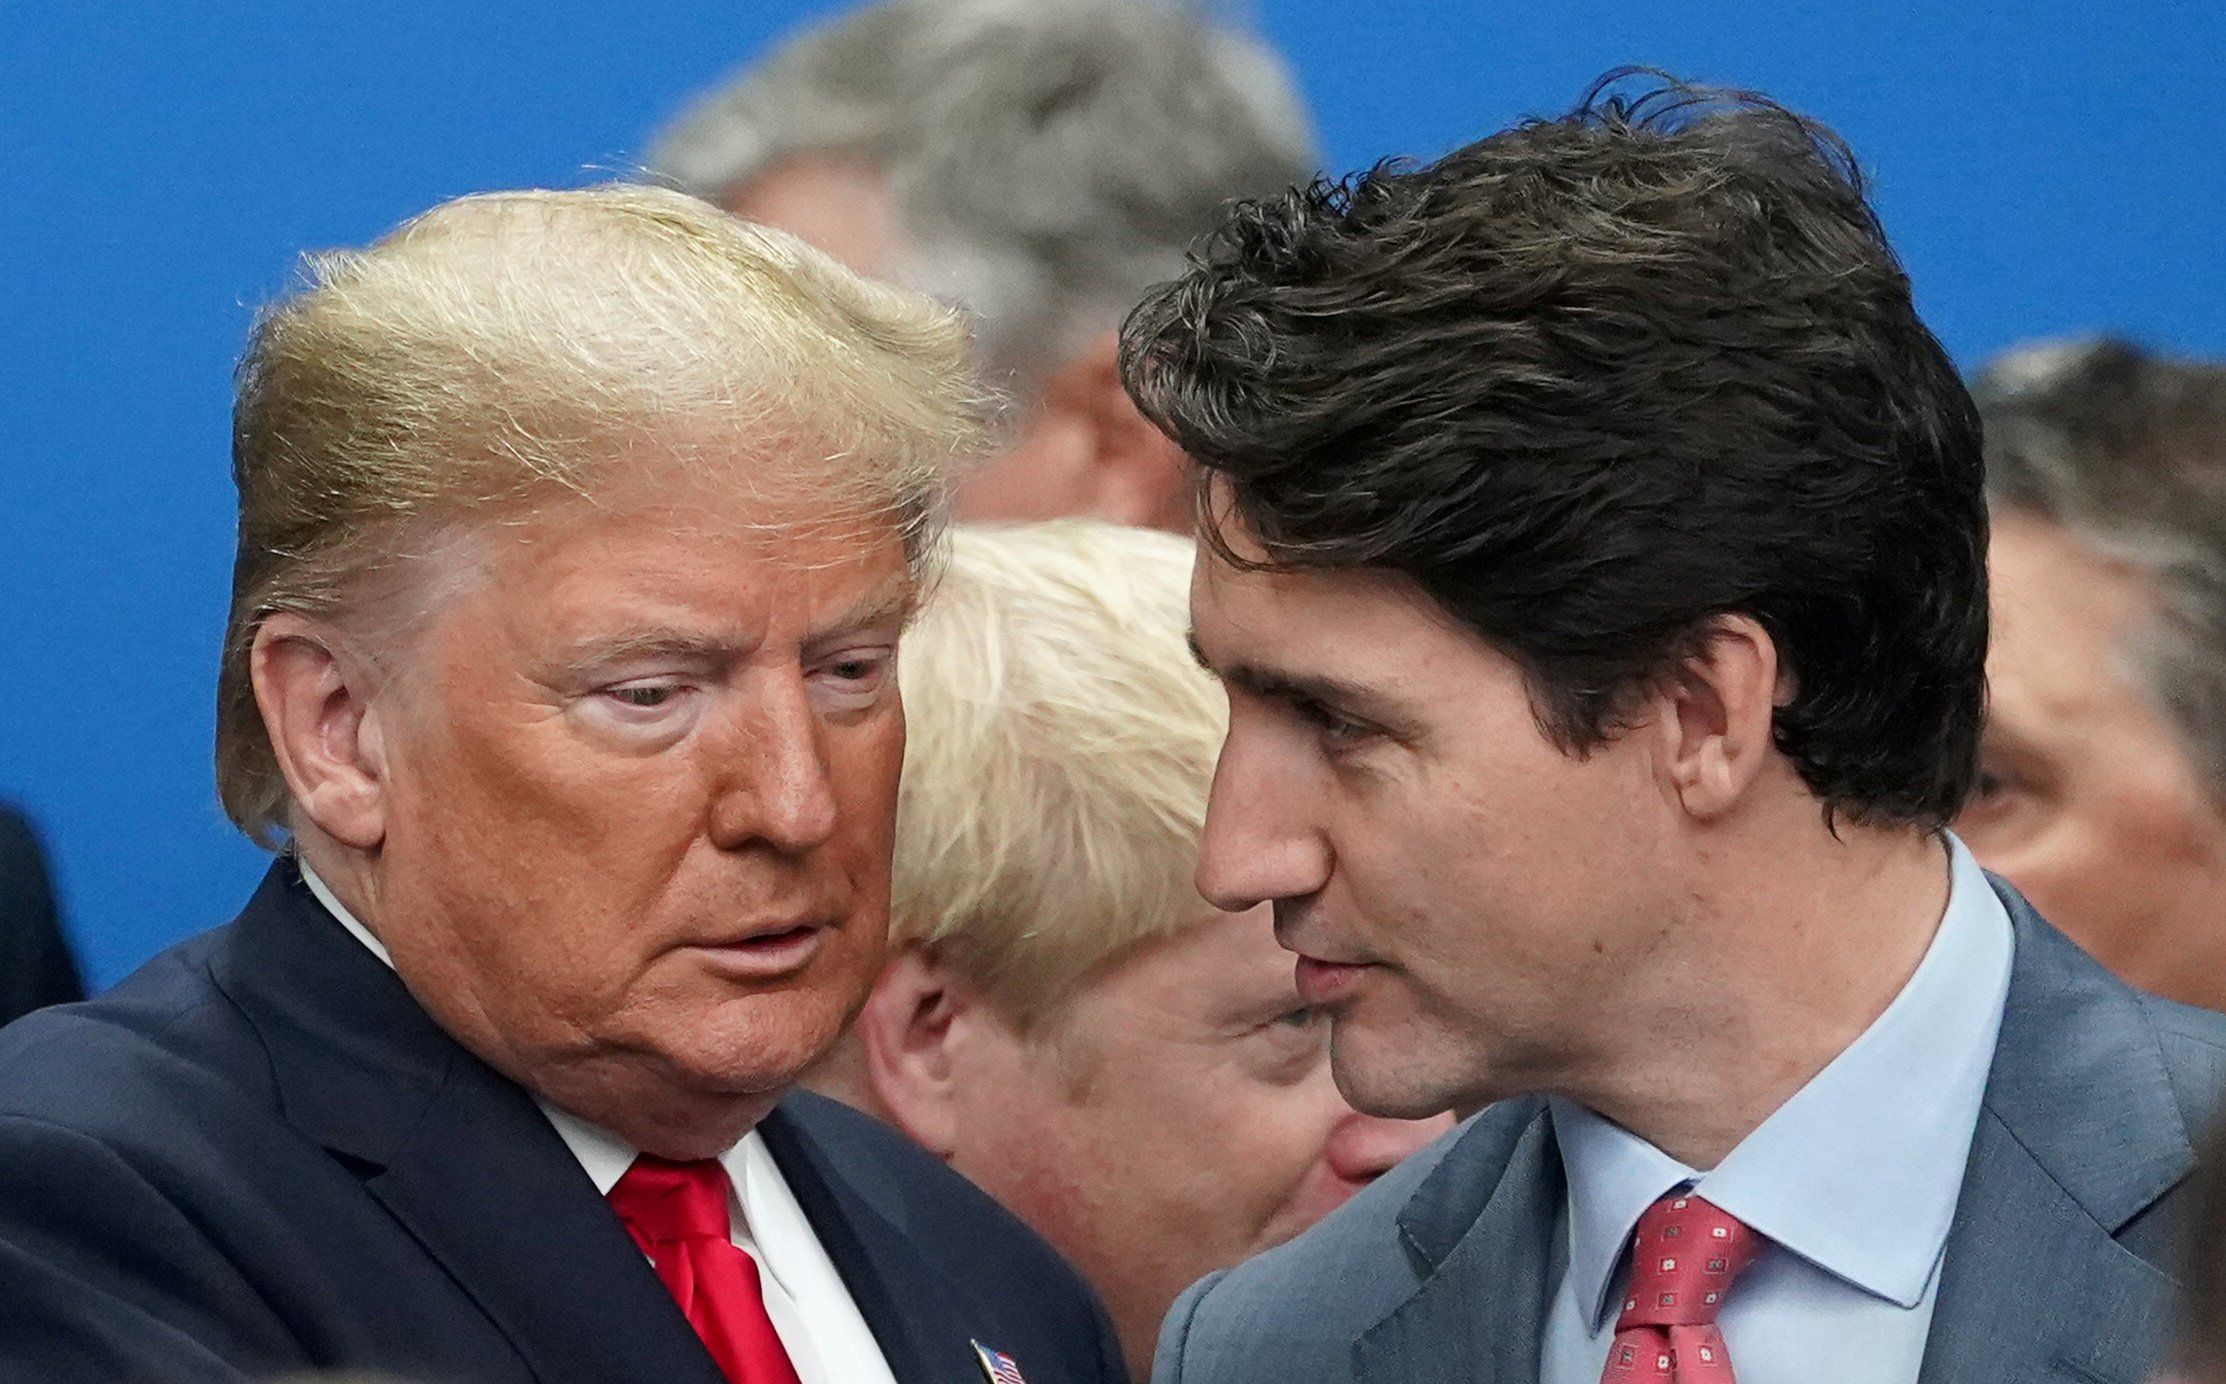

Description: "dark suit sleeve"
0 809 85 1025
0 1114 303 1383
1089 1280 1127 1384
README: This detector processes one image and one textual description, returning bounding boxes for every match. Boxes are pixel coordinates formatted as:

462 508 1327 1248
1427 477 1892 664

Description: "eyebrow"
1188 630 1396 723
549 628 750 677
553 576 917 675
806 574 915 651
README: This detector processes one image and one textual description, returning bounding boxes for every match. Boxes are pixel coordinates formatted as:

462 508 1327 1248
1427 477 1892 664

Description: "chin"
1329 1030 1468 1122
660 990 854 1097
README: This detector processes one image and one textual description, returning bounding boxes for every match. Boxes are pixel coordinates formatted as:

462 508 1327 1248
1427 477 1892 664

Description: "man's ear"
250 613 391 851
1652 614 1789 821
1043 331 1193 531
856 945 978 1159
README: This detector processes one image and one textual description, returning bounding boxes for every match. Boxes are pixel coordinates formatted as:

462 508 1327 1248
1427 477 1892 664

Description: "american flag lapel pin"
972 1340 1028 1384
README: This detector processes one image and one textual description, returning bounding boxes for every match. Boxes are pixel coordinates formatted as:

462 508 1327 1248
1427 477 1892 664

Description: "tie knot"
607 1155 734 1246
1613 1192 1761 1330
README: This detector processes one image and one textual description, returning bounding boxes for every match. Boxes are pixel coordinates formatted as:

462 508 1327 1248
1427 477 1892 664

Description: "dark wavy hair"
1120 71 1987 828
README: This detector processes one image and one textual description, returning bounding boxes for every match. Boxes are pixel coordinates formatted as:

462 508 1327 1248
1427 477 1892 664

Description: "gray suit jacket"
1155 881 2226 1384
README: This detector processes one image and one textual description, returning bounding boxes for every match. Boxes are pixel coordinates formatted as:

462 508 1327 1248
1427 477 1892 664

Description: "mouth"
686 920 830 980
1293 953 1375 1006
1275 907 1376 1005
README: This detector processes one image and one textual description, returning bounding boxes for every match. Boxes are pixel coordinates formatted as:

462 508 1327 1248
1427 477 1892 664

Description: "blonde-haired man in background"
0 186 1124 1384
810 523 1452 1379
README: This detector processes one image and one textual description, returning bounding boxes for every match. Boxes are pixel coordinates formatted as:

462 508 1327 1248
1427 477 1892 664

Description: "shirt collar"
297 860 793 1293
539 1100 795 1295
298 858 393 969
1552 834 2014 1326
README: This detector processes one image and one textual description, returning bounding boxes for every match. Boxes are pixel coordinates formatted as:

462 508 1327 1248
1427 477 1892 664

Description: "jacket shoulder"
776 1091 1124 1379
1155 1110 1492 1383
2138 991 2226 1139
0 926 272 1140
779 1089 1094 1287
779 1090 1066 1251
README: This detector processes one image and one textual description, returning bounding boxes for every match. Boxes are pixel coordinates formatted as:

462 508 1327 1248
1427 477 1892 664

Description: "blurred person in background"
807 522 1452 1379
0 804 83 1026
0 186 1123 1384
1960 341 2226 1012
645 0 1317 529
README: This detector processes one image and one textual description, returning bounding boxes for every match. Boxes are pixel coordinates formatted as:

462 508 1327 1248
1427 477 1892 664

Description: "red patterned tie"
607 1156 804 1384
1599 1192 1763 1383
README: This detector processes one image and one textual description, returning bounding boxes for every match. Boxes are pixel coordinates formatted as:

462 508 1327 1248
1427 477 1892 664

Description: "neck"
293 830 384 935
797 1030 889 1123
529 1060 777 1162
1569 817 1951 1170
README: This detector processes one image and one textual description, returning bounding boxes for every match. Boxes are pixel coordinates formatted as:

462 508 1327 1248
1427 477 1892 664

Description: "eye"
809 646 895 709
1967 757 2030 808
590 680 699 731
1295 697 1372 748
1248 1003 1330 1078
1954 751 2044 843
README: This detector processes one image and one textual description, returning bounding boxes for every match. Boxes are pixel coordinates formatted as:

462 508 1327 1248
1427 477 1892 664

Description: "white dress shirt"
298 862 897 1384
1538 834 2015 1384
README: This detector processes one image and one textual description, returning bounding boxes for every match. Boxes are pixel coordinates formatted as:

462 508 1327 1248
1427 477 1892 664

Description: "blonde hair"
891 521 1223 1031
219 184 990 844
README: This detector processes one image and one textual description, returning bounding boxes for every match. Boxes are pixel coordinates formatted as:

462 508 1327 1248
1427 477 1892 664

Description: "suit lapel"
1353 1101 1560 1384
1919 883 2194 1384
214 861 725 1384
1918 1110 2174 1384
758 1105 983 1384
363 1059 730 1384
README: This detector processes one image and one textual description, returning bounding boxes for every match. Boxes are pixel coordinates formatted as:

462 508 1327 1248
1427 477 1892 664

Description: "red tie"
1599 1192 1763 1383
607 1155 805 1384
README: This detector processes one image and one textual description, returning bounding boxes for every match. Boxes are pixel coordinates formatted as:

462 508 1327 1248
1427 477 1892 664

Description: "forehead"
722 154 904 284
429 467 919 642
1189 525 1494 681
1986 509 2154 727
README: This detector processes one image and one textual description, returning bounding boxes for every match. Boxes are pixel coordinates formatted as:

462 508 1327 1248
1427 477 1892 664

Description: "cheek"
388 726 680 951
830 716 906 855
1110 1053 1328 1224
2039 726 2217 870
1365 749 1660 959
950 1062 1100 1233
1218 1085 1344 1202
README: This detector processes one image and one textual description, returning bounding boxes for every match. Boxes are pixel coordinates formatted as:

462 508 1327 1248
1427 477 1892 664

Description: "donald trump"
0 185 1123 1384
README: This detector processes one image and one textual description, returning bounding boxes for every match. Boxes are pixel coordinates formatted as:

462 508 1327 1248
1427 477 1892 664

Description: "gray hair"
1976 338 2226 796
644 0 1318 388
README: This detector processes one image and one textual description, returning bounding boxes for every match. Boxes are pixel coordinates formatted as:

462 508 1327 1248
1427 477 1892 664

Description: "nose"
1195 722 1334 913
1321 1107 1457 1187
706 678 841 855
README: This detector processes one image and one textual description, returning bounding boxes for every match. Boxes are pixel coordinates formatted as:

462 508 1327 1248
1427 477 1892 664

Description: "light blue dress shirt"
1538 835 2015 1384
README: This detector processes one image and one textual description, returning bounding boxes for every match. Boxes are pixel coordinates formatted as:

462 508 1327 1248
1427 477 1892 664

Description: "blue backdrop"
5 1 2222 987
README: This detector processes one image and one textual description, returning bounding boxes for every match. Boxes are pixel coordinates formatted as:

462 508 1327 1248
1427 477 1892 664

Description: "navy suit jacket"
1154 879 2226 1384
0 860 1125 1384
0 804 83 1028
